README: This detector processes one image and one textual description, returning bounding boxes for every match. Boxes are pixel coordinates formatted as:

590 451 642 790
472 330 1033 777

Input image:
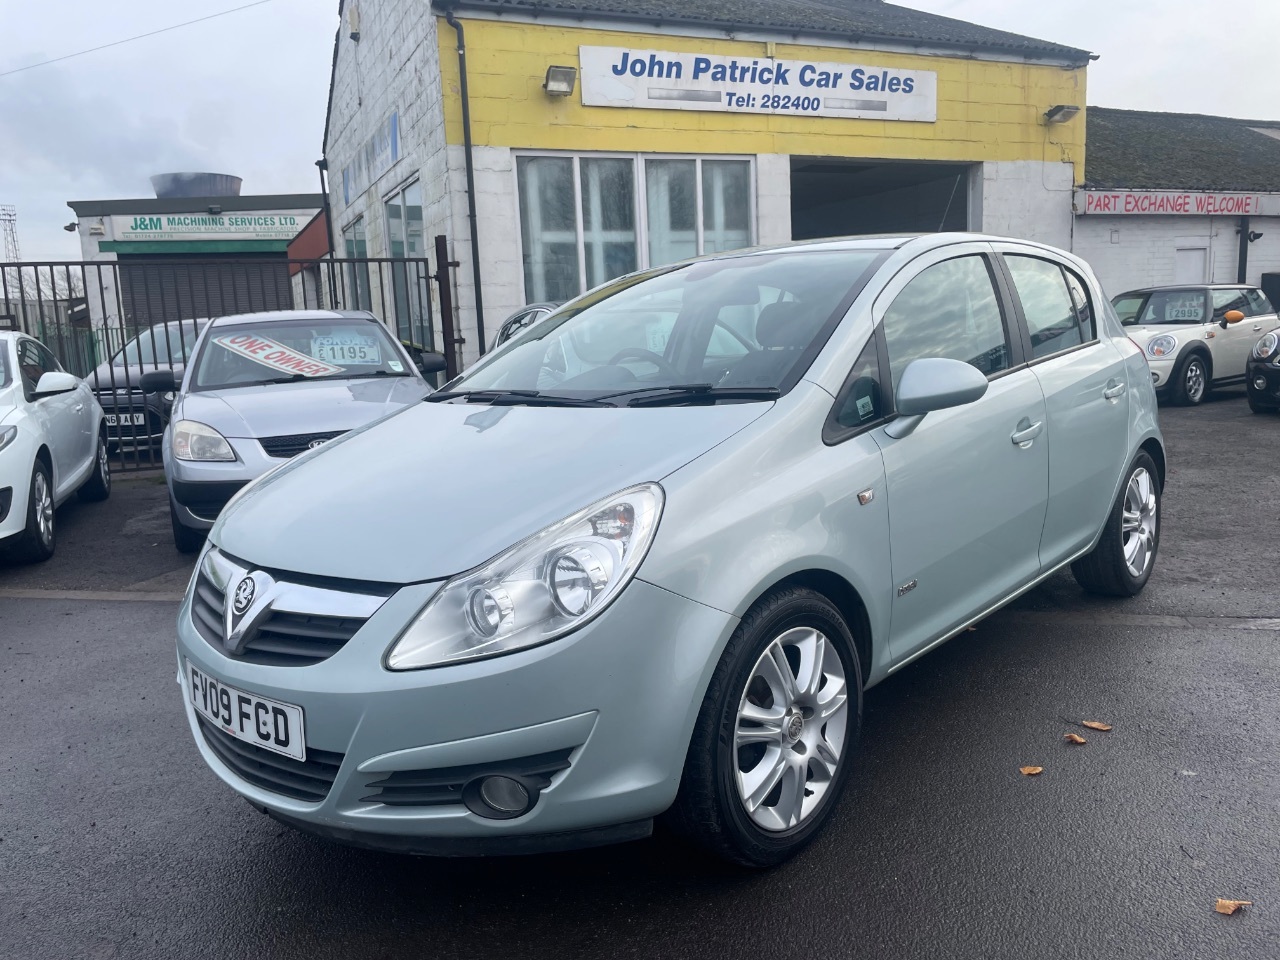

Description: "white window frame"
513 151 757 302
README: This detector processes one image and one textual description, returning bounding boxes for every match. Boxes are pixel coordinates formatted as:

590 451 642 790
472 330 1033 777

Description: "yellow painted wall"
438 18 1087 183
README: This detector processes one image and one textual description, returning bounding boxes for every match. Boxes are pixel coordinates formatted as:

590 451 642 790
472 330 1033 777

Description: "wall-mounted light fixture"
1044 104 1080 124
62 221 78 233
543 65 577 97
208 204 222 215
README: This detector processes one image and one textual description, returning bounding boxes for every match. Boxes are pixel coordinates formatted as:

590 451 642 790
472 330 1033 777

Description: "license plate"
186 660 306 761
105 413 146 427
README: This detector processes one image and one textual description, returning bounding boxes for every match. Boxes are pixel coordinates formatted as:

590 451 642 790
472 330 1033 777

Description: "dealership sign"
1079 190 1280 216
580 46 936 122
111 211 316 242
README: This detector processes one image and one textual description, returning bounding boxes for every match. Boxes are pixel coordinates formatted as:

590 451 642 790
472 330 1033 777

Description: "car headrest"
755 301 822 349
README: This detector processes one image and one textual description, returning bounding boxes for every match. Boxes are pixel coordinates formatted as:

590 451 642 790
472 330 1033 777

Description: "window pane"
1006 255 1082 359
1063 269 1096 341
386 193 405 258
342 219 372 311
1245 289 1274 316
701 160 751 255
646 160 697 267
581 158 636 289
1136 290 1205 325
518 157 581 302
835 336 883 429
1211 288 1250 319
882 256 1010 388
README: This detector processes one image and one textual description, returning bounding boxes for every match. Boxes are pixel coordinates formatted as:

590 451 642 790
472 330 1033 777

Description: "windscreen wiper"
620 384 781 407
424 389 611 407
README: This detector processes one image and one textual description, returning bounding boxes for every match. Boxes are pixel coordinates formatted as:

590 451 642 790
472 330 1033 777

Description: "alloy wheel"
734 626 849 832
98 437 111 493
1121 466 1158 578
34 470 54 547
1185 359 1206 402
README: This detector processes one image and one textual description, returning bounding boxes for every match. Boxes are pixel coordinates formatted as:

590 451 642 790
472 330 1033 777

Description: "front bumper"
95 389 168 451
176 566 736 851
1246 358 1280 408
168 436 284 529
1146 356 1175 392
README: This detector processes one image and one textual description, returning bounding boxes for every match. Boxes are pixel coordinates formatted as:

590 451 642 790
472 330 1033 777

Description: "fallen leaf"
1064 733 1087 744
1215 899 1252 915
1019 766 1043 776
1081 720 1113 731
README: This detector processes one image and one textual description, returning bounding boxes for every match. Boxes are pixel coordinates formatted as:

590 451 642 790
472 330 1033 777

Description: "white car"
1112 284 1280 405
0 329 111 562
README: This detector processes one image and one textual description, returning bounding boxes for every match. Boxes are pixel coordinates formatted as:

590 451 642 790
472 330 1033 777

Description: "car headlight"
1252 331 1280 361
173 420 235 461
387 483 664 670
0 425 17 454
1146 334 1178 359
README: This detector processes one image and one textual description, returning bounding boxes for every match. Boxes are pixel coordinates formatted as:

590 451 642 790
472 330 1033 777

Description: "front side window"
450 249 883 400
881 255 1010 389
519 154 753 303
17 339 59 395
832 336 884 431
1211 288 1250 320
1005 255 1084 359
1245 289 1275 316
191 319 410 391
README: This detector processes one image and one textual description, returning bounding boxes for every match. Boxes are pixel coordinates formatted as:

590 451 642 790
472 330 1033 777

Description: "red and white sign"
212 333 344 378
1079 190 1280 216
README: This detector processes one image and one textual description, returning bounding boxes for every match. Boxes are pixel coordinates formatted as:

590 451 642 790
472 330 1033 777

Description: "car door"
1245 288 1280 340
871 245 1049 666
995 248 1131 565
1209 288 1257 380
17 339 81 493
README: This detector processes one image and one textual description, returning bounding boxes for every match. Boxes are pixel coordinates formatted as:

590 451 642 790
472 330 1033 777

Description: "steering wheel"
607 347 681 379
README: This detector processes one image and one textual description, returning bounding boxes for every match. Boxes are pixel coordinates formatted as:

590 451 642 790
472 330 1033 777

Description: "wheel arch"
1181 343 1213 377
748 568 874 689
1139 437 1166 488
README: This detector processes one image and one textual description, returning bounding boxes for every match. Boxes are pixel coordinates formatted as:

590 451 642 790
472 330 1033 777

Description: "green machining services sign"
111 210 316 242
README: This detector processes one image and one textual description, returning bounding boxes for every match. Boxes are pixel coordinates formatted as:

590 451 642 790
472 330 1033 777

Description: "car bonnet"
211 398 771 583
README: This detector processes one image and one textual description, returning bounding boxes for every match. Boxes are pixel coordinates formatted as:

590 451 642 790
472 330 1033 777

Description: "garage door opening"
790 158 973 240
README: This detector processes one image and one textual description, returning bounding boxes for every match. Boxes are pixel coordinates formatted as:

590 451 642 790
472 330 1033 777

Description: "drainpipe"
445 11 487 356
316 158 339 307
1237 216 1250 284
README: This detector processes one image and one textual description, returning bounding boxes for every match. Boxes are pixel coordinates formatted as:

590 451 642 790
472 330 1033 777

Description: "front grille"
362 748 574 807
259 430 346 459
197 715 343 802
191 571 368 666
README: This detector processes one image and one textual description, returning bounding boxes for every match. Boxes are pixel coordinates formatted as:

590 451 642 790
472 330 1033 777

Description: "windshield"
191 318 410 391
450 250 884 401
118 322 204 366
1112 289 1207 326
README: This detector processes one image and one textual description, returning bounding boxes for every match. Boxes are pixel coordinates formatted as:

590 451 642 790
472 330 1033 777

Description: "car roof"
208 309 377 328
1114 283 1256 295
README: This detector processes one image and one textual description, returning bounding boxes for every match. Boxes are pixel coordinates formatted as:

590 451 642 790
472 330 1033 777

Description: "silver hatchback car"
177 235 1164 866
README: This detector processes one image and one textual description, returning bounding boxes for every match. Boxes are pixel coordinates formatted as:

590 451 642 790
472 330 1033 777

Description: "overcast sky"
1 0 1275 260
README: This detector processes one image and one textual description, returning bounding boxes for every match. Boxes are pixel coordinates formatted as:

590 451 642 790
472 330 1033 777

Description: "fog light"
464 775 535 819
1254 376 1268 391
1151 372 1159 383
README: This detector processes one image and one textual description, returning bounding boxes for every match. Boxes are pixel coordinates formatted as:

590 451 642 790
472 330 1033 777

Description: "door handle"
1254 324 1264 332
1102 380 1127 401
1010 418 1043 447
73 404 84 412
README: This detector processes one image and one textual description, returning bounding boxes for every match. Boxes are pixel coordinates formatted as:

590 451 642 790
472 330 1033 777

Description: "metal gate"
1 254 455 471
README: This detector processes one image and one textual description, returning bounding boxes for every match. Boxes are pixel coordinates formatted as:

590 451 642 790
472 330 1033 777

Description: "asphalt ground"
2 387 1278 960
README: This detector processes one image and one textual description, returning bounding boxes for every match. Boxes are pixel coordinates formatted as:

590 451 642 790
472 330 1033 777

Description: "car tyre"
170 499 206 554
14 459 56 563
1071 451 1161 597
77 429 112 502
665 586 862 867
1170 352 1209 406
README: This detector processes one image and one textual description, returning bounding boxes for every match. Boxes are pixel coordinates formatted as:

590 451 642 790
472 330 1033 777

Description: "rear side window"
881 255 1010 389
1211 289 1250 320
1063 270 1097 341
1005 255 1084 359
1245 289 1274 316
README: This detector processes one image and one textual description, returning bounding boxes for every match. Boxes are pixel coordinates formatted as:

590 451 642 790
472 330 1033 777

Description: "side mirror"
415 351 448 375
1222 309 1246 328
885 358 989 439
139 369 177 394
32 371 79 398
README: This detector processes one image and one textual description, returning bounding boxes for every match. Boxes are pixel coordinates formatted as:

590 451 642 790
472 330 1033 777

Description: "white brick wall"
978 160 1074 249
1072 215 1280 296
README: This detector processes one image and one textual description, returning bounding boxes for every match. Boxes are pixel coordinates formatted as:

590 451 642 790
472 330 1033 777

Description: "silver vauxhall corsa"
177 235 1165 867
142 310 442 553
